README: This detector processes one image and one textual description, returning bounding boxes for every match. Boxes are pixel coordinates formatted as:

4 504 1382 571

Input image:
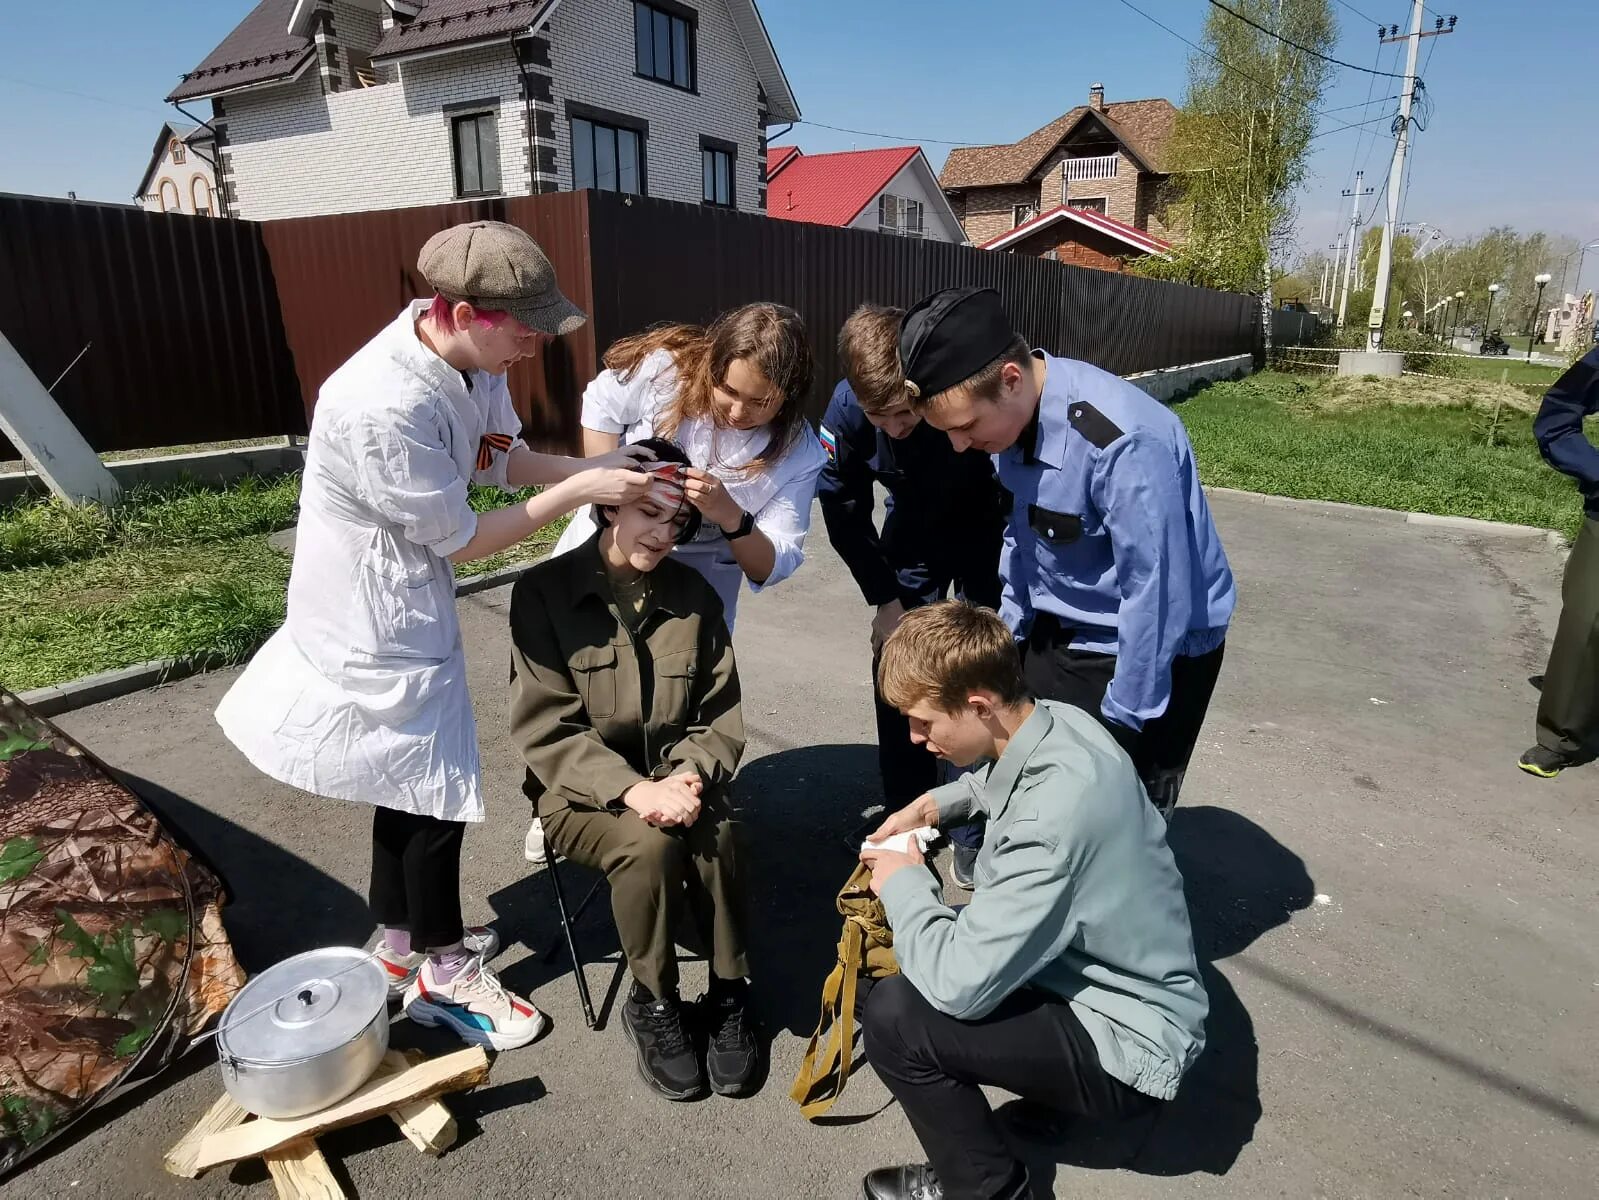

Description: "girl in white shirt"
550 303 826 631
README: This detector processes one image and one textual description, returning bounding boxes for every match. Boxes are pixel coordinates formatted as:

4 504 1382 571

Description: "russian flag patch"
819 424 837 460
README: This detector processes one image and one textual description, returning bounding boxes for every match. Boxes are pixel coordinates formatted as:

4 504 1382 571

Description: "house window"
634 2 695 91
701 139 734 207
452 111 501 198
572 116 644 195
1013 203 1038 228
1069 197 1107 215
191 176 213 217
879 195 924 238
158 179 180 213
171 138 186 165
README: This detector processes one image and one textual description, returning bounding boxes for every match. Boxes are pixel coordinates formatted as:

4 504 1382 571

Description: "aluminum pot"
216 947 389 1119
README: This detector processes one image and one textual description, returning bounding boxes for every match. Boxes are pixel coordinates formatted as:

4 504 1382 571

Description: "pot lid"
218 947 386 1065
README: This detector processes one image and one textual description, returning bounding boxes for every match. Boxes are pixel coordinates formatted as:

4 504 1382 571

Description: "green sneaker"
1517 746 1571 779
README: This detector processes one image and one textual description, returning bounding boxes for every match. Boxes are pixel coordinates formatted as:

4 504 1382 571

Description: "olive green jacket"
507 533 745 809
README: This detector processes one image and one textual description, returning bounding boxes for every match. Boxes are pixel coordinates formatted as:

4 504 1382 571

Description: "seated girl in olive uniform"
507 438 755 1101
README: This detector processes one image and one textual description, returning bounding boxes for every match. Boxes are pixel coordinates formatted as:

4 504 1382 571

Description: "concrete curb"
1206 486 1571 551
19 556 547 718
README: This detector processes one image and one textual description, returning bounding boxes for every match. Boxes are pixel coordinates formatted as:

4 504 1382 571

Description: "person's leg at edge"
861 975 1154 1198
1524 517 1599 776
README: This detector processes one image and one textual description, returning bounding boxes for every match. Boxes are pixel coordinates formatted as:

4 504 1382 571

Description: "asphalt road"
19 491 1598 1199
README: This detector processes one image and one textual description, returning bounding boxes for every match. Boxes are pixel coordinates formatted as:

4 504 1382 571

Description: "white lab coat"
215 302 524 823
550 350 826 629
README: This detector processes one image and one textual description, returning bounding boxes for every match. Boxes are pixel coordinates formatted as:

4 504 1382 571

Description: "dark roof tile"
167 0 313 102
941 98 1177 190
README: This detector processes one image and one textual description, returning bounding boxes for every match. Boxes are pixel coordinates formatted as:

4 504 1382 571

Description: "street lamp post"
1450 290 1465 346
1485 283 1502 339
1528 272 1552 361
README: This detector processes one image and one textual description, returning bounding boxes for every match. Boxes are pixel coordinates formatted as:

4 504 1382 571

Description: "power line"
792 119 978 148
1111 0 1278 92
1310 111 1399 142
1330 0 1384 25
1344 45 1385 186
1205 0 1413 77
0 73 172 120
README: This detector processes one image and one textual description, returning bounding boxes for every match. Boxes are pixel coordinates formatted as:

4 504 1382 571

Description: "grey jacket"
879 700 1208 1100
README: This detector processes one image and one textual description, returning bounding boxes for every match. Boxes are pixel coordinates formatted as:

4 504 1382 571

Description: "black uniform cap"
897 286 1015 400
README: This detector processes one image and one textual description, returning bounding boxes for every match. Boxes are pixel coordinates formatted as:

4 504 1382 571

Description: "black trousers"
1534 516 1599 759
874 561 998 850
368 806 466 951
864 974 1155 1198
1021 614 1224 811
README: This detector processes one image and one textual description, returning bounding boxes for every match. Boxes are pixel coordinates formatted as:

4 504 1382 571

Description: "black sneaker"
862 1163 1028 1200
1517 745 1573 779
701 979 761 1096
622 981 705 1100
949 841 978 890
862 1163 943 1200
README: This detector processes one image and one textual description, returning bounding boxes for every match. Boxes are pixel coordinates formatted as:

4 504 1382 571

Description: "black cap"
897 286 1014 400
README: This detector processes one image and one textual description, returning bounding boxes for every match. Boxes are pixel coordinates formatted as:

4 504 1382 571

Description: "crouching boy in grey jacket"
858 601 1208 1200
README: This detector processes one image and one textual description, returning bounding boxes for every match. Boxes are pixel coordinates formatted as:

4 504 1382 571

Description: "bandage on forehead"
647 473 690 522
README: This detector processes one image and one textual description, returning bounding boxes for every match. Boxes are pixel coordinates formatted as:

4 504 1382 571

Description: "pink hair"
425 294 511 330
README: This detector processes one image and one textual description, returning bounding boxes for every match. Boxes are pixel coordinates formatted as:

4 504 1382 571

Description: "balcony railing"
1061 154 1119 182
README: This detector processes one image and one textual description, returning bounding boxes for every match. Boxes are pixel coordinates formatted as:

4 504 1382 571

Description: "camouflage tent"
0 689 243 1176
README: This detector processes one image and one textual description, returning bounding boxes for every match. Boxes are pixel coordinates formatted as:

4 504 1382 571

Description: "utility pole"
1319 251 1332 306
1367 8 1456 350
1337 171 1372 329
1328 236 1345 310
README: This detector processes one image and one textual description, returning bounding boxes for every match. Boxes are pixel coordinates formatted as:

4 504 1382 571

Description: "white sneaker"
373 925 501 997
403 956 549 1051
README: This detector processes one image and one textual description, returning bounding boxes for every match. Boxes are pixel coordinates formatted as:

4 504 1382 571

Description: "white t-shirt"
551 349 825 630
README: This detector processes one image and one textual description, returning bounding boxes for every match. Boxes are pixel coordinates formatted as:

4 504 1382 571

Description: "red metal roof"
766 145 802 177
981 204 1173 257
765 146 921 227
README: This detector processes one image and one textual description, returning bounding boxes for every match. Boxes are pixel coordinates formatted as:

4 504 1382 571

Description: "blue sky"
3 1 1596 290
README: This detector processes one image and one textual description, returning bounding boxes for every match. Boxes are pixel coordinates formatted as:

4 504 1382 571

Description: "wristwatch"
720 510 756 541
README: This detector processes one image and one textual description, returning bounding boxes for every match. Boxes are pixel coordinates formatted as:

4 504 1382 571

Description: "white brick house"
166 0 799 222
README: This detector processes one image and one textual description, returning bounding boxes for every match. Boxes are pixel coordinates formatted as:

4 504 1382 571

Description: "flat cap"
897 286 1014 400
418 220 586 336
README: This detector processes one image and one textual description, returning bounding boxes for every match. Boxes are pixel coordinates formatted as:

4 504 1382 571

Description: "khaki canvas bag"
789 861 900 1120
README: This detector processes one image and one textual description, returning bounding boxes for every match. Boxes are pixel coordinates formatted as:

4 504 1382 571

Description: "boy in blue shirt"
818 304 1005 885
897 286 1236 814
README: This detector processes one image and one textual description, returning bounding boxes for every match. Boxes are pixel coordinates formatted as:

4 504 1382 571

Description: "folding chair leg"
541 838 598 1029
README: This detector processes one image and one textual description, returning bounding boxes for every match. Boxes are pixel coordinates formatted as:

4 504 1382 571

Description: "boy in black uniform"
818 304 1005 886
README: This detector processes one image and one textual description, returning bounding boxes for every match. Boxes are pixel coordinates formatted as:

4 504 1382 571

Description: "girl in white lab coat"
549 303 825 631
216 221 652 1051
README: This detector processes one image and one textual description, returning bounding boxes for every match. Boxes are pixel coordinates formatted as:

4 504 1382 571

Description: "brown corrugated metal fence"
1 190 1262 463
584 192 1261 424
0 193 302 460
257 192 597 450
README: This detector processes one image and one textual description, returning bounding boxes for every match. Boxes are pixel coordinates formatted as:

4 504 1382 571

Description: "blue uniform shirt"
998 353 1235 732
818 380 1004 608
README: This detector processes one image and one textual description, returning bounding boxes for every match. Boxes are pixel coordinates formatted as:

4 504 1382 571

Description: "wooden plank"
164 1092 252 1178
192 1047 489 1171
264 1138 345 1199
378 1050 458 1156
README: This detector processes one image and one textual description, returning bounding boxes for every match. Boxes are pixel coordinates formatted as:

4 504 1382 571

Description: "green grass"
1446 357 1560 388
1178 373 1586 541
0 475 564 692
